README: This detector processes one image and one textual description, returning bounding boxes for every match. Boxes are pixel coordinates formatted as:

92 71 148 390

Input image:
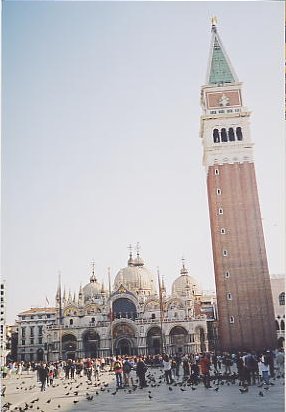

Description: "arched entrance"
147 327 162 355
113 323 137 355
117 338 132 355
169 326 188 354
62 334 77 360
37 348 44 361
82 330 100 358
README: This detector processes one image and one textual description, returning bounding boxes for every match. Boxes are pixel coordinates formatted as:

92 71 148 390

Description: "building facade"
270 274 285 348
16 308 57 362
200 20 276 352
15 251 216 362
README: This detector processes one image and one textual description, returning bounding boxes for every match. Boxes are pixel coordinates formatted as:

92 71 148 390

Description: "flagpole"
157 268 164 355
58 271 63 361
108 267 114 357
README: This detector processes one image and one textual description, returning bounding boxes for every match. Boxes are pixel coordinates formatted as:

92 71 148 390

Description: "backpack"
123 361 131 373
114 361 121 371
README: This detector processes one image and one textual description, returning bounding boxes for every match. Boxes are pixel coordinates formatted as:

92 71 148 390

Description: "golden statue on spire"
211 16 218 26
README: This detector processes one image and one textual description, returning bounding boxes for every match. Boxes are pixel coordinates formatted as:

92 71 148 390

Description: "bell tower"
200 19 276 351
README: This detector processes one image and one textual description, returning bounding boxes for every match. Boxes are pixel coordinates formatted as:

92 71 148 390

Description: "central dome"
114 253 156 295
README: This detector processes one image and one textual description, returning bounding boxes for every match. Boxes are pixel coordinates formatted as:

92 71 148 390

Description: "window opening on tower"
236 127 243 140
229 128 235 141
221 128 227 142
213 129 220 143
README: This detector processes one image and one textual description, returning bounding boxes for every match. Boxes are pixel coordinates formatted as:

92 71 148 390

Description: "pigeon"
111 391 117 395
46 399 52 403
73 400 79 404
191 387 197 391
239 387 249 393
148 394 153 399
259 391 264 397
73 391 79 396
168 386 173 391
214 387 219 392
57 405 61 408
180 388 186 391
86 395 93 401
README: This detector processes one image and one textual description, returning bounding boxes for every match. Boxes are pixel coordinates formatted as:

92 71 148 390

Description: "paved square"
2 368 285 412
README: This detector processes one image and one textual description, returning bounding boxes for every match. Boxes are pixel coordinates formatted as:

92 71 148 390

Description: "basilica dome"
82 272 102 302
114 253 157 295
172 263 199 297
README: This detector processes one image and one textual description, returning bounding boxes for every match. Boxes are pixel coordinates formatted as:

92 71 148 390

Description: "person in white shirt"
162 355 173 384
258 354 270 385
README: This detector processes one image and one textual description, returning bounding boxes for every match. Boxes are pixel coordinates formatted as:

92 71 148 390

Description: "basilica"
38 249 217 361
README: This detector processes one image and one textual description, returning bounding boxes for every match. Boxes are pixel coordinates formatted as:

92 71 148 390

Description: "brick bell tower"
200 19 276 352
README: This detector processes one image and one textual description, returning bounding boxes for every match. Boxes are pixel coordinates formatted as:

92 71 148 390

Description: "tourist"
123 357 132 387
113 356 123 389
162 354 173 384
136 356 148 388
275 348 285 377
199 353 212 388
258 353 270 385
38 363 48 392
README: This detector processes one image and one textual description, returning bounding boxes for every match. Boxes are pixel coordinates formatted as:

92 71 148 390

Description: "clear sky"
2 1 284 323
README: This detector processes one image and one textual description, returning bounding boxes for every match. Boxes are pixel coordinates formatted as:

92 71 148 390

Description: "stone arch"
84 304 101 315
146 326 162 355
113 322 137 356
144 299 160 312
275 320 280 331
64 305 78 316
279 292 285 306
82 330 100 358
169 326 188 354
112 297 138 320
62 333 77 360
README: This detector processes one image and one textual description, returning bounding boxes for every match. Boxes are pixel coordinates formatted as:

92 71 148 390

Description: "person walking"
200 353 212 388
162 355 173 385
136 356 148 388
113 356 123 389
258 353 270 385
38 363 48 392
123 357 132 387
275 348 285 377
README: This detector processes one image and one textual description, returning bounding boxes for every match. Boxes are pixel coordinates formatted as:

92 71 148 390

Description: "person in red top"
200 353 212 388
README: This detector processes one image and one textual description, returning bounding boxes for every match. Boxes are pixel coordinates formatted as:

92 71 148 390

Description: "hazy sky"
2 1 284 323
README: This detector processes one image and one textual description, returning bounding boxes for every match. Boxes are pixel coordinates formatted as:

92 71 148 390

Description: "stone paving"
1 368 285 412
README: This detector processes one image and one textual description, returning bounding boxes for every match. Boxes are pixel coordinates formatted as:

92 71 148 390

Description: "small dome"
82 266 102 302
172 263 198 296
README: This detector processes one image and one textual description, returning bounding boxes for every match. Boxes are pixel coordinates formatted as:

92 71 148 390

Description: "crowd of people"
1 347 284 393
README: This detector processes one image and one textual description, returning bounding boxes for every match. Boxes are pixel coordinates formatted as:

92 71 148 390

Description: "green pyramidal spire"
207 20 238 85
